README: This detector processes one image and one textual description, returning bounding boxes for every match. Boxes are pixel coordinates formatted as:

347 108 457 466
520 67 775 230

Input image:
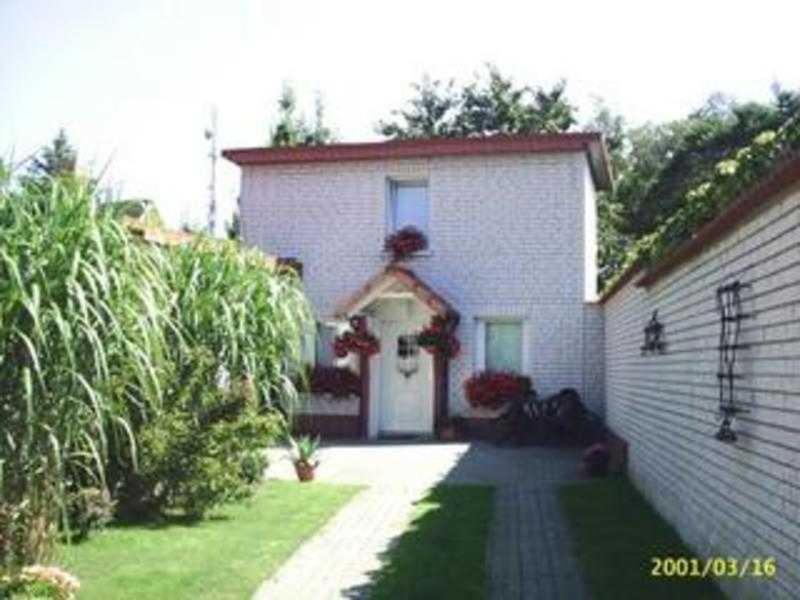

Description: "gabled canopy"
335 266 458 320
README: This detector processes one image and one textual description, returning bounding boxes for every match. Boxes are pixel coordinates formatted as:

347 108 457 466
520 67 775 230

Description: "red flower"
464 371 531 409
332 316 380 357
384 227 428 262
418 315 460 358
308 365 362 398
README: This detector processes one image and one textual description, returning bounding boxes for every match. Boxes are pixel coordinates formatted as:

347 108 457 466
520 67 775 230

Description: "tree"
378 76 461 139
30 129 77 178
590 86 800 288
226 209 241 241
378 65 576 139
269 85 335 147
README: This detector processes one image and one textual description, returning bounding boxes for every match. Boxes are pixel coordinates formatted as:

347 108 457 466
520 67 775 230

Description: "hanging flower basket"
307 365 362 398
384 226 428 261
418 315 460 358
464 371 531 410
333 316 380 357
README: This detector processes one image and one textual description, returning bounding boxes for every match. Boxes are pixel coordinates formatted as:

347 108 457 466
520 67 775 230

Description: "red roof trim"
222 133 612 190
600 151 800 304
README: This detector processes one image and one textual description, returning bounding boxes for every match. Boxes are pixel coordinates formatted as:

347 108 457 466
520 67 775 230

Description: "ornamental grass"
0 176 312 566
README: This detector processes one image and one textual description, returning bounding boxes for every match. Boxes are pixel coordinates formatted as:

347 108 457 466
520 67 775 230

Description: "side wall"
604 181 800 600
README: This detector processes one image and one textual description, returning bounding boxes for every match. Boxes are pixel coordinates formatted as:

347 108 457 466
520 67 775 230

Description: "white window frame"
386 179 430 239
474 318 529 374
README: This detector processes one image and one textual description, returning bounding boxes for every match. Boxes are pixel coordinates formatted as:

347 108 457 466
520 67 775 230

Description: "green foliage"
288 434 320 467
0 178 176 564
379 65 576 139
122 351 284 519
269 84 335 147
605 110 800 291
0 177 312 565
65 488 115 541
593 87 800 288
99 198 164 230
29 130 77 180
166 238 311 406
1 565 80 600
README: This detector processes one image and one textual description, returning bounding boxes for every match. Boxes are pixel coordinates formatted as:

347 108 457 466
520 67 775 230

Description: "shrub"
118 351 285 519
0 565 80 600
65 488 115 541
464 371 531 409
0 177 312 562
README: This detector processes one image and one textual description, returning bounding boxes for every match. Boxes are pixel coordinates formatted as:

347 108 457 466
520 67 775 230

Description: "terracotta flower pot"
294 461 316 482
438 424 457 442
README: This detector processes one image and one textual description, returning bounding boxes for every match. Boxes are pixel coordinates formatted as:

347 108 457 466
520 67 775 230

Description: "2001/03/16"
651 557 777 578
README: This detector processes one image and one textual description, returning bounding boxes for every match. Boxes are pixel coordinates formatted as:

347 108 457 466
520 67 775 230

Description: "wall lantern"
715 280 752 442
641 310 666 355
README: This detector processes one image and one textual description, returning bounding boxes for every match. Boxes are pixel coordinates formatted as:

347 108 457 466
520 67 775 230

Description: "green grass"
368 484 494 600
59 482 361 600
559 477 726 600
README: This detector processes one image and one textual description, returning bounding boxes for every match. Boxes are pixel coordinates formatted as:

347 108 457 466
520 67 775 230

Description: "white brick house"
223 134 612 439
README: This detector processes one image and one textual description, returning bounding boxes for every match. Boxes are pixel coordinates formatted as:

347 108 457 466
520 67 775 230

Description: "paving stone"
254 442 590 599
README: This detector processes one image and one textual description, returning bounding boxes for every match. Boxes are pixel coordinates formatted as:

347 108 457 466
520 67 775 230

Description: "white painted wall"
604 181 800 600
239 151 604 416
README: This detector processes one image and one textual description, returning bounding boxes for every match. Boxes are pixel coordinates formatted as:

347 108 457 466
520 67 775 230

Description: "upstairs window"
389 181 429 235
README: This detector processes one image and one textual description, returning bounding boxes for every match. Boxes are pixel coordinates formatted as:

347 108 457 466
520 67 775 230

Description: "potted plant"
438 417 458 441
289 434 321 482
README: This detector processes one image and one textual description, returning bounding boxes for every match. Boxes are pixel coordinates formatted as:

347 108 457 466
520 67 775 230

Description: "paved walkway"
254 442 589 600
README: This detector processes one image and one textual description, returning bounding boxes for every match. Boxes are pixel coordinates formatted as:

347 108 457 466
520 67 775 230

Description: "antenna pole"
206 107 218 236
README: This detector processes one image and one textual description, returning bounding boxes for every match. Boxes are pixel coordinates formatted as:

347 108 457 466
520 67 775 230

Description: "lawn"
367 484 495 600
59 481 361 600
559 477 726 600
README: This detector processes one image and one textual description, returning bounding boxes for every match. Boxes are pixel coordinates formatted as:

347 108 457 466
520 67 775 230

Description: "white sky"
2 0 799 231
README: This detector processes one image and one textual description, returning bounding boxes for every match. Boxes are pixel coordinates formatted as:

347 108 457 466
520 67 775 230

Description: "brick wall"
239 151 605 416
603 181 800 599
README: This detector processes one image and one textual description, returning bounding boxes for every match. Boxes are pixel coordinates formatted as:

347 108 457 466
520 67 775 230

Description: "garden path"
254 442 588 599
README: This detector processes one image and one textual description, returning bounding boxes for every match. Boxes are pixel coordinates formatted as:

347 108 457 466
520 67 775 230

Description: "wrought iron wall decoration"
715 280 752 442
641 310 666 355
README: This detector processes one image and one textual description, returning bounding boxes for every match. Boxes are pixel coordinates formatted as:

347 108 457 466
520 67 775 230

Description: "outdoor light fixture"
715 280 752 443
641 310 666 355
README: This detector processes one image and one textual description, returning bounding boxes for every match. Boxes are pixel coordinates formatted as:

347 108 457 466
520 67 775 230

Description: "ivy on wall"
606 117 800 290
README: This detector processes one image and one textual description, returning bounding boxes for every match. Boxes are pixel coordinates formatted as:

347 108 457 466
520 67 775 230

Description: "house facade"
223 134 611 439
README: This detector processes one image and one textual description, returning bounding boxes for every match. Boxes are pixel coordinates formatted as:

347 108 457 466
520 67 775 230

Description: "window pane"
485 321 522 372
392 183 428 233
315 323 338 367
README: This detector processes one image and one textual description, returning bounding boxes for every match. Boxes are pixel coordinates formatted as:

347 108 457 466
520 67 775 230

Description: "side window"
389 181 429 235
304 322 340 367
484 320 523 373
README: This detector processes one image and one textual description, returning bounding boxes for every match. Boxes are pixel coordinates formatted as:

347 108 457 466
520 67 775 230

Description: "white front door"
380 319 433 435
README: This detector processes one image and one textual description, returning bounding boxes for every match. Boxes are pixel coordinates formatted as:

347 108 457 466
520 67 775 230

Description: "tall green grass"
0 177 311 565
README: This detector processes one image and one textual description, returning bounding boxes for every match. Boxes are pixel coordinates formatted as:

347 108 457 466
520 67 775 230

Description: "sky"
2 0 800 232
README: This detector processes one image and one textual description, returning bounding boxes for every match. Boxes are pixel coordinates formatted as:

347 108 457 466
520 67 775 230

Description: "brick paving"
254 442 589 600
